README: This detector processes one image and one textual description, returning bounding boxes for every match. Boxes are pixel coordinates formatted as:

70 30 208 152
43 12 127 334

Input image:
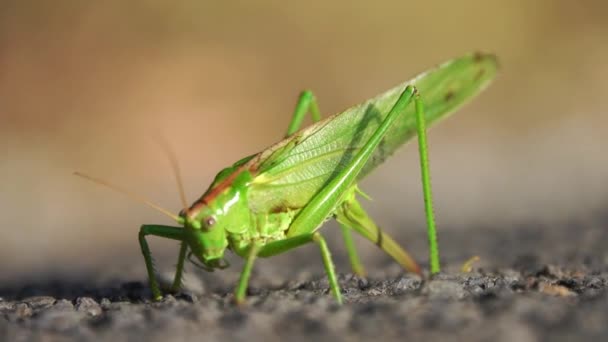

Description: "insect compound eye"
203 216 216 230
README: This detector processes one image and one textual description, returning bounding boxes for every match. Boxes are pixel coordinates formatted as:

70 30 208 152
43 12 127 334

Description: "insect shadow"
0 277 152 302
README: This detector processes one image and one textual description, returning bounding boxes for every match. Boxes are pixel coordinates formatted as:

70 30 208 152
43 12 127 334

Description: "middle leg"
285 89 365 275
285 90 322 137
257 233 343 304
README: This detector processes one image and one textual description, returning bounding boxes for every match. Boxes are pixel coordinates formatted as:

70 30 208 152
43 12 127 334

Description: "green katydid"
76 53 498 305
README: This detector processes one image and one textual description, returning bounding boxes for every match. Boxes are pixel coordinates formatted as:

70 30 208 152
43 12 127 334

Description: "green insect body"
78 53 498 304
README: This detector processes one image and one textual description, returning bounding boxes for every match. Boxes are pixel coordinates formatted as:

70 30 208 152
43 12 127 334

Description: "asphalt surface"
2 213 607 342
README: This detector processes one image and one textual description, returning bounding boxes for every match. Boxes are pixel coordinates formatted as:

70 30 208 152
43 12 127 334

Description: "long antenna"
74 171 181 222
155 137 190 215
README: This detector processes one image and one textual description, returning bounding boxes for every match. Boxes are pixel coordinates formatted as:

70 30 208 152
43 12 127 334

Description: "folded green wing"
248 53 498 213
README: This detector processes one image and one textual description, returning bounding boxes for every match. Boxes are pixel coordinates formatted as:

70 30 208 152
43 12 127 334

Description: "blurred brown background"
1 1 607 284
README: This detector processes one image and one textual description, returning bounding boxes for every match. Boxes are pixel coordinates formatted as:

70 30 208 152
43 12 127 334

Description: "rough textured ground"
2 214 607 342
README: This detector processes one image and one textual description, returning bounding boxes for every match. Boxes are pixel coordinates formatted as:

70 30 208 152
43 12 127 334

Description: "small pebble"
54 299 75 311
22 296 56 310
15 303 33 319
75 297 102 317
100 298 112 309
0 301 15 311
392 276 422 295
427 280 467 300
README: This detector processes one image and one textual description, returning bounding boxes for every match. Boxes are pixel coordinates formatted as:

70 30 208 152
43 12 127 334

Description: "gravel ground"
2 214 607 342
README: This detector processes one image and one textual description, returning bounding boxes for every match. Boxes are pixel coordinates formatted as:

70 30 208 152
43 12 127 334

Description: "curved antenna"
155 137 190 216
74 172 181 222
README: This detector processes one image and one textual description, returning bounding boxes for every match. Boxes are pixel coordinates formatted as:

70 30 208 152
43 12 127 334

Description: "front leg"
138 225 185 300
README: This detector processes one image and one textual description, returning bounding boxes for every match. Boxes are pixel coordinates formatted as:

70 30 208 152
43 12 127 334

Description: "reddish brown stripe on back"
188 159 260 214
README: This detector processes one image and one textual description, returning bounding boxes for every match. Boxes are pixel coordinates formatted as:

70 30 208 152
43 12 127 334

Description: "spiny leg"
414 97 440 274
169 241 188 293
257 233 342 304
234 242 262 305
139 224 185 300
338 222 365 276
285 90 322 137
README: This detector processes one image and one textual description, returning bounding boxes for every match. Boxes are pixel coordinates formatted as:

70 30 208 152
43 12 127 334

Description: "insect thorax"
228 209 298 258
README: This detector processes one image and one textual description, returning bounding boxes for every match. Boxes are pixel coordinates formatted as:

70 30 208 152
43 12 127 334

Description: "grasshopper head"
182 210 228 269
181 171 252 270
